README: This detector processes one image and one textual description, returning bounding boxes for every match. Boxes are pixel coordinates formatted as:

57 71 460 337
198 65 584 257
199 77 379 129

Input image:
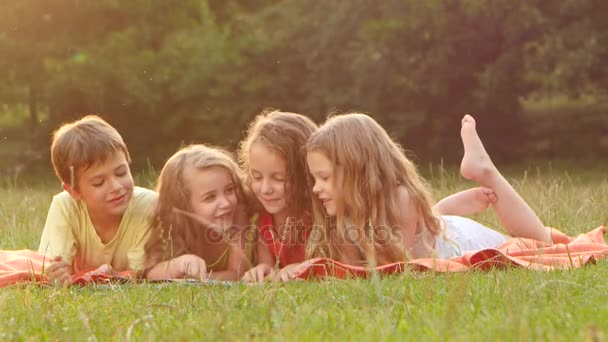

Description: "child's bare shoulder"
396 185 412 204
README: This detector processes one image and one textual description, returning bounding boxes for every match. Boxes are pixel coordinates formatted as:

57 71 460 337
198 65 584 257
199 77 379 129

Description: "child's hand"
176 254 208 281
46 256 72 287
242 264 274 283
273 263 306 282
480 186 498 205
81 264 115 281
91 264 114 275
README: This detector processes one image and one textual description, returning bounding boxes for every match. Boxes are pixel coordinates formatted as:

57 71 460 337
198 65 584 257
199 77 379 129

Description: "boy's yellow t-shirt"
37 186 157 273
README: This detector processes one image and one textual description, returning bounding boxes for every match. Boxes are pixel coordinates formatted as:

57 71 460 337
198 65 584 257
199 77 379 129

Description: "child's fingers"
46 263 59 273
49 267 72 287
276 269 299 282
247 269 261 283
179 255 207 281
59 273 72 287
264 269 278 280
486 191 498 203
243 265 274 283
47 262 70 279
248 267 265 283
46 258 67 273
52 266 70 279
97 264 113 275
197 260 208 282
256 268 268 283
242 269 257 282
488 193 498 203
481 187 498 203
279 271 294 282
241 271 252 282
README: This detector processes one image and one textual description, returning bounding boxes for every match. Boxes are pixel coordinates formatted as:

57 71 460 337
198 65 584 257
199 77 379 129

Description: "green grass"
0 164 607 340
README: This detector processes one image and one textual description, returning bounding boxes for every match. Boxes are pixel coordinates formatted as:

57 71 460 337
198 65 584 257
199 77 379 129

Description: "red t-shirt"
258 211 311 267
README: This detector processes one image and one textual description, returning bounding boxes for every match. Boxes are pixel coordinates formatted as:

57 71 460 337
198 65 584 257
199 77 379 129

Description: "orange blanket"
3 227 605 285
293 226 608 279
0 250 132 287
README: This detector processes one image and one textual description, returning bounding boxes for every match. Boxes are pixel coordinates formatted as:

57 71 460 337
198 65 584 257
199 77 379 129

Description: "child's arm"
146 254 208 281
39 197 77 258
39 195 78 283
208 228 251 281
396 185 435 259
242 238 276 283
126 226 154 278
433 187 497 216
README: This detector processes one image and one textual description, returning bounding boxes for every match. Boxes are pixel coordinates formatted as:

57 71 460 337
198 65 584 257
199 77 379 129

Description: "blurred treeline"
1 0 607 175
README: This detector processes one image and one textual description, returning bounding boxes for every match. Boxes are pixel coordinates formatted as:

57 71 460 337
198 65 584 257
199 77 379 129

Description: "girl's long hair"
238 109 318 223
305 113 441 265
144 144 252 269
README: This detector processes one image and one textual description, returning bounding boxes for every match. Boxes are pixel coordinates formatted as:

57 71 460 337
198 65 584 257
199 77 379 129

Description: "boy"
38 115 157 285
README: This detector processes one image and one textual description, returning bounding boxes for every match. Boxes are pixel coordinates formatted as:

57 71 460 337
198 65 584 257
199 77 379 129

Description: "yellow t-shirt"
38 186 157 273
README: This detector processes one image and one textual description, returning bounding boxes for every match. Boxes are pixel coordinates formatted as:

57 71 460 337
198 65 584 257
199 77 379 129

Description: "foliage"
1 0 607 169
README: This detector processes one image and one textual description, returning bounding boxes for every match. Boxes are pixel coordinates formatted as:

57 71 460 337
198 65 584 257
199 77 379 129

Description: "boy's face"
64 150 134 220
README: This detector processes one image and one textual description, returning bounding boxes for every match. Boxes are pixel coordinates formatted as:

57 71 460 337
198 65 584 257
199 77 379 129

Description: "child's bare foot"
460 114 496 185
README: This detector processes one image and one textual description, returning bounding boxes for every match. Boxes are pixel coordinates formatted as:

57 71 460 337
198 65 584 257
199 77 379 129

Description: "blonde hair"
144 144 250 268
305 113 441 265
238 109 318 221
50 115 130 188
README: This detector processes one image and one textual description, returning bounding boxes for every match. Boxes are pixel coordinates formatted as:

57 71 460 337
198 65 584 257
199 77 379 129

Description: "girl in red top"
238 110 318 282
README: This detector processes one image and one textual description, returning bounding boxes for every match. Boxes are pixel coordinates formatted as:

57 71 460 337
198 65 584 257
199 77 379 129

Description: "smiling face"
306 151 341 216
184 165 237 231
67 150 134 220
248 142 290 217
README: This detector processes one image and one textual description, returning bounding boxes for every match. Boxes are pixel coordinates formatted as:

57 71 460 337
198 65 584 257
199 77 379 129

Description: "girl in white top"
305 113 551 264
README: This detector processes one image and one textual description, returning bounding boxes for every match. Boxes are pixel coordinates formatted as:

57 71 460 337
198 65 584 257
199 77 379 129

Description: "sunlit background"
1 0 607 177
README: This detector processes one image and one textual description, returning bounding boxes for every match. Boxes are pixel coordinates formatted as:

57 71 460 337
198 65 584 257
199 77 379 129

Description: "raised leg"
459 114 551 244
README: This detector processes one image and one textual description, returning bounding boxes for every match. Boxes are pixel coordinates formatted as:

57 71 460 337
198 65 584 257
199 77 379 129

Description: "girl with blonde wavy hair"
144 144 256 281
305 113 551 265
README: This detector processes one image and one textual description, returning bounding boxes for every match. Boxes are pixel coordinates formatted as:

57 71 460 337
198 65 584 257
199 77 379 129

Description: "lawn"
0 163 607 341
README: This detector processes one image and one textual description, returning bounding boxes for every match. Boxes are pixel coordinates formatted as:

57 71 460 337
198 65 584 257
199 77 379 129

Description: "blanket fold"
293 226 608 279
0 250 132 287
